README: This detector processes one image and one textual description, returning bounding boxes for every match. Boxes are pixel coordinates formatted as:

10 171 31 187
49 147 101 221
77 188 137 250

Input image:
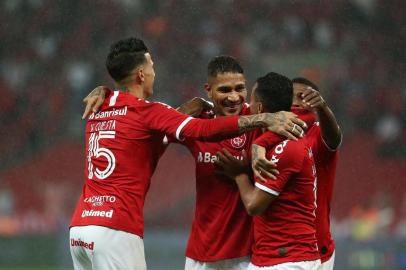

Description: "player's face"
142 53 155 98
206 72 247 116
249 83 263 114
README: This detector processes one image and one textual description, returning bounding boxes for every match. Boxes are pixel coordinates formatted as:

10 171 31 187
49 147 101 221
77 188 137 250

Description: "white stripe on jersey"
109 91 119 106
176 117 193 141
255 182 280 196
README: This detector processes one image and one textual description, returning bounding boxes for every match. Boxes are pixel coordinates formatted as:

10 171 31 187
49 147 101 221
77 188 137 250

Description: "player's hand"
82 86 109 119
177 97 213 117
252 144 278 182
214 149 250 180
265 111 307 141
299 86 327 111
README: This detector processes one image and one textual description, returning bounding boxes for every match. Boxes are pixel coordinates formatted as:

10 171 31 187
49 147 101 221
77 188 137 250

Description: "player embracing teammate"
69 37 306 270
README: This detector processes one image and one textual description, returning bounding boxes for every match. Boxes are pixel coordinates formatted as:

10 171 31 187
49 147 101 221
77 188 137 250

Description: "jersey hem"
252 254 320 267
185 252 251 263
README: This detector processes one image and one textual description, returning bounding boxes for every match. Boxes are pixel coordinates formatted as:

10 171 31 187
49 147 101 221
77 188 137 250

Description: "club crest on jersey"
230 134 246 149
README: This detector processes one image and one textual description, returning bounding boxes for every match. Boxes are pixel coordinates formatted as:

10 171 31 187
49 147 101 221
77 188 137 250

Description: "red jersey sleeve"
253 132 284 151
307 123 339 167
254 140 304 195
137 101 240 141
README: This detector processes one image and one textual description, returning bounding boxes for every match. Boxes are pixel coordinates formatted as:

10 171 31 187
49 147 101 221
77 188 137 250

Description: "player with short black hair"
253 77 342 270
254 72 294 113
207 55 244 78
106 37 150 82
217 72 321 270
292 77 319 92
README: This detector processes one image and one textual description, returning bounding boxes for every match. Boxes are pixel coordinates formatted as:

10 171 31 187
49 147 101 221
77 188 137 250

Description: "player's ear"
137 68 145 83
204 83 212 99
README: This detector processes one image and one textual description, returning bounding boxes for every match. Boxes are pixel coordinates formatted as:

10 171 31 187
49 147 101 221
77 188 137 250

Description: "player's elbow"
246 202 266 216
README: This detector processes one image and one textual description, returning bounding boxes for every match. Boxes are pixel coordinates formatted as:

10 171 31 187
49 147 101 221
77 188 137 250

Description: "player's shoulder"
271 138 308 158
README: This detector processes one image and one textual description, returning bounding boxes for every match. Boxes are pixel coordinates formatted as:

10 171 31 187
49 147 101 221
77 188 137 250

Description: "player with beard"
252 77 341 270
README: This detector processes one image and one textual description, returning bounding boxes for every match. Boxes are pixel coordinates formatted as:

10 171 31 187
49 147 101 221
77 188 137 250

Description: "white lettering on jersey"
89 106 128 120
84 195 116 207
272 140 289 164
81 209 114 218
90 120 116 133
197 152 243 163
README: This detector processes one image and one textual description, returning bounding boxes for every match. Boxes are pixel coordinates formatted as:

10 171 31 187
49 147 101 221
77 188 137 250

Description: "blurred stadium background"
0 0 405 269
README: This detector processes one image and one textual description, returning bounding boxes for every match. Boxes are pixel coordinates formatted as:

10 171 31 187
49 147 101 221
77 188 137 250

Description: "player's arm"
235 174 276 215
82 86 110 119
215 149 276 215
251 144 278 181
153 104 307 142
237 112 306 140
301 87 342 149
176 97 213 117
186 111 306 141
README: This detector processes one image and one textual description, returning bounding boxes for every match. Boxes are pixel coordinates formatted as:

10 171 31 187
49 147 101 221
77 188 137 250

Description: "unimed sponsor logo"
71 239 94 250
81 209 114 218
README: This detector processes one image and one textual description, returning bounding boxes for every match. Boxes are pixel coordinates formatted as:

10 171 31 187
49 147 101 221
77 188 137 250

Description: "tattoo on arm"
238 113 289 133
252 144 260 165
89 88 103 97
238 114 268 133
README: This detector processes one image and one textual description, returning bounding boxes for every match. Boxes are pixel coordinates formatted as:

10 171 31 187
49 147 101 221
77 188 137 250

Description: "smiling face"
205 72 247 116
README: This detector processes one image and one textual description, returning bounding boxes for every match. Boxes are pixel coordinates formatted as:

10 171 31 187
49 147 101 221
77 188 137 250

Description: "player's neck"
116 83 146 99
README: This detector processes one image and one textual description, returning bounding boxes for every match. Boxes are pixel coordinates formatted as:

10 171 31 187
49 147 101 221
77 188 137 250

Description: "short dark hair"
292 77 319 92
207 55 243 78
106 37 149 82
255 72 293 113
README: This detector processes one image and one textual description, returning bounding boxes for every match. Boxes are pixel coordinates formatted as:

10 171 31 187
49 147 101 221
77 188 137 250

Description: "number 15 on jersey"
87 131 116 180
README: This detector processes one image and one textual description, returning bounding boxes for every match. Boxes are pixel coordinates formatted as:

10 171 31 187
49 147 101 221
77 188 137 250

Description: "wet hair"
292 77 319 92
106 37 149 82
207 55 244 78
255 72 293 113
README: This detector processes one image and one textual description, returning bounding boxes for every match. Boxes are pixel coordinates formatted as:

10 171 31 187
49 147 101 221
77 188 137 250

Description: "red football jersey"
70 91 241 237
251 134 319 266
254 108 338 262
176 104 260 261
306 122 338 262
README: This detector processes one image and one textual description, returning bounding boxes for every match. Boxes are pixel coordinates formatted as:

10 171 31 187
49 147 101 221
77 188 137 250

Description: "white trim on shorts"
247 259 321 270
185 256 250 270
320 250 335 270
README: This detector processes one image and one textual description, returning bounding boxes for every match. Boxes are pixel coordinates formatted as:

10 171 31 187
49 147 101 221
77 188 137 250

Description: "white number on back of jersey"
87 131 116 180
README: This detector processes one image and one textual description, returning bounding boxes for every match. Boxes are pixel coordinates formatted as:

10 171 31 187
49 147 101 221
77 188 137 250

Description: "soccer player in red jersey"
253 77 341 270
69 37 307 270
217 72 321 270
174 56 259 270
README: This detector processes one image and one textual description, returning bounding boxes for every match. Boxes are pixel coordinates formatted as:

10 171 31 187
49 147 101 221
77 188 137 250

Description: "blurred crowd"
0 0 405 237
